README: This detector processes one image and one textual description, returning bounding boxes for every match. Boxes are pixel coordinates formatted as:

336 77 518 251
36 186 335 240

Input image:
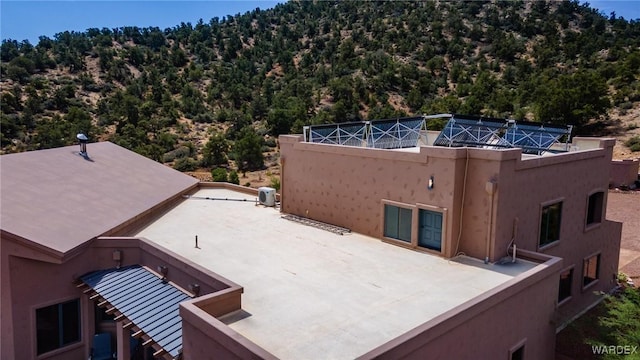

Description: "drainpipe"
485 180 497 263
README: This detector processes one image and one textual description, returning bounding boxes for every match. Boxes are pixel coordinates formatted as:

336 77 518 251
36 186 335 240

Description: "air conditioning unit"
258 187 276 207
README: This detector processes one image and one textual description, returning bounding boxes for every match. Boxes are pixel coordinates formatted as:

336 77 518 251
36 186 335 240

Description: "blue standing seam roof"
80 265 191 358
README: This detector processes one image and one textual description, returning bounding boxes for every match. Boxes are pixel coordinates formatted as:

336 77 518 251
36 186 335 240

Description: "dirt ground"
607 191 640 283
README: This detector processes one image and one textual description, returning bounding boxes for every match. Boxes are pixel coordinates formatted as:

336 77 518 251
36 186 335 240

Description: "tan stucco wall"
279 136 622 330
0 235 239 360
359 251 562 360
180 298 276 360
279 135 475 258
609 158 639 187
487 139 622 324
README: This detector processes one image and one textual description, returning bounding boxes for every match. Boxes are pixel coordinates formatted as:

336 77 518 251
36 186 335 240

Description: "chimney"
76 133 88 158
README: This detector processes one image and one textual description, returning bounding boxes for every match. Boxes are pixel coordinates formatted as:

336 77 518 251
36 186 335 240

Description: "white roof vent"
77 133 88 157
258 187 276 207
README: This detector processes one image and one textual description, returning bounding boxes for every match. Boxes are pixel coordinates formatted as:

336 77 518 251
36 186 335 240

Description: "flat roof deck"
135 188 537 359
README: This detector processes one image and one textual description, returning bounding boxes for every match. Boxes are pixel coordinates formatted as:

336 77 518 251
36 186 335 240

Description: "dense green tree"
1 0 639 166
534 70 611 129
211 167 228 182
587 286 640 360
234 126 264 171
229 170 240 185
202 133 229 167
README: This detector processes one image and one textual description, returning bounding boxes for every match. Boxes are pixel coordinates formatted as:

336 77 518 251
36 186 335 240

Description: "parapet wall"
610 158 639 188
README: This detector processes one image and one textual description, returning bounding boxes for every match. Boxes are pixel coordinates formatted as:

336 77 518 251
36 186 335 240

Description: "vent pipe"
77 133 88 158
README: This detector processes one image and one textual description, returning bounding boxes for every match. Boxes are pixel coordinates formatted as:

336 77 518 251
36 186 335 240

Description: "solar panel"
307 121 367 146
502 123 571 154
305 117 426 149
433 115 571 153
303 114 571 154
433 116 510 149
368 117 425 149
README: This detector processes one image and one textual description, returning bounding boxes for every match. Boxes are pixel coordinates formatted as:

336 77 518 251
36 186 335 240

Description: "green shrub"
587 286 640 360
229 170 240 185
269 175 281 191
173 157 198 172
163 146 192 163
625 136 640 152
211 167 228 182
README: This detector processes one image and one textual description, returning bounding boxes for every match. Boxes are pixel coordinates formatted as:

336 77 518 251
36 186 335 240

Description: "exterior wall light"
157 265 168 280
112 250 122 269
189 284 201 297
428 176 435 190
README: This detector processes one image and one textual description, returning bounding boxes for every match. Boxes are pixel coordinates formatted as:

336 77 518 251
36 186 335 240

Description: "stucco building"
0 115 623 360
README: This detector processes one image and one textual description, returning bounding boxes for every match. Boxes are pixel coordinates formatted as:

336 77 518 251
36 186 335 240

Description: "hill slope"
1 0 639 184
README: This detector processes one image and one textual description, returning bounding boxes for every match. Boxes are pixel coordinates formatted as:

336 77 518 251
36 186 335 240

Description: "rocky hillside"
2 0 639 185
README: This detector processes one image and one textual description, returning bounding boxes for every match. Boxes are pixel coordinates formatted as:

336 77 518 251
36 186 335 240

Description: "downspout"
279 156 285 213
453 148 469 257
485 180 497 264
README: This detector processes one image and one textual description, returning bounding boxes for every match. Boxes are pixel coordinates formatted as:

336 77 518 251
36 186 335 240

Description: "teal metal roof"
80 265 191 358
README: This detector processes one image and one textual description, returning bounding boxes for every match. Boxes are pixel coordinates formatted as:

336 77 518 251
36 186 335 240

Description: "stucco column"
116 321 130 360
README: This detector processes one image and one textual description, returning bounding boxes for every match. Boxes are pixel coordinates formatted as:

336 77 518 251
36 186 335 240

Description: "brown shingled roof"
0 142 198 256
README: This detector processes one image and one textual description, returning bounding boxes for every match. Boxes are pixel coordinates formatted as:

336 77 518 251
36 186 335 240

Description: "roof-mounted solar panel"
302 114 572 154
304 117 426 149
502 122 572 154
367 116 425 149
433 114 572 154
433 115 510 149
306 121 367 147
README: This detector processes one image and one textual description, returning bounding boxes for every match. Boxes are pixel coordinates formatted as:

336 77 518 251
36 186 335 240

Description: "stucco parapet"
359 252 562 359
514 147 609 170
287 141 521 163
94 236 244 293
612 158 639 164
573 137 616 150
198 182 260 196
611 158 640 168
466 147 523 161
180 300 278 359
292 141 431 163
279 134 304 144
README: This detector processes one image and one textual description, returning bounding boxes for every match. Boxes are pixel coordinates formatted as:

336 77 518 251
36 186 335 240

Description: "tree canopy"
1 0 639 171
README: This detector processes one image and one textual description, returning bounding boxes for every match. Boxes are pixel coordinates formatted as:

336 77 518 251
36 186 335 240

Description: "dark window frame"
509 339 526 360
582 254 601 288
539 201 563 248
558 267 574 305
383 204 413 243
36 298 81 355
586 191 604 227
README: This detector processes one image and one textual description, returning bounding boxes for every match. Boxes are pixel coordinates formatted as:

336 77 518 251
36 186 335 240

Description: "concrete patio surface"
135 188 538 359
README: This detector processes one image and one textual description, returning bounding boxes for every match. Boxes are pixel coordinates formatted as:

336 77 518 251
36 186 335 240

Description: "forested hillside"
2 0 640 181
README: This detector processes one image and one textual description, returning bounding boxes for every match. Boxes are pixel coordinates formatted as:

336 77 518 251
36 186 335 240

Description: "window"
583 254 600 287
510 343 525 360
384 204 412 242
539 202 562 247
558 268 573 303
586 192 604 226
36 299 80 355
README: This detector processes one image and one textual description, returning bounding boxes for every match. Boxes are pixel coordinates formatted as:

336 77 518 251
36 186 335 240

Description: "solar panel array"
305 116 426 149
307 122 367 147
433 115 572 154
303 114 571 154
367 117 425 149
